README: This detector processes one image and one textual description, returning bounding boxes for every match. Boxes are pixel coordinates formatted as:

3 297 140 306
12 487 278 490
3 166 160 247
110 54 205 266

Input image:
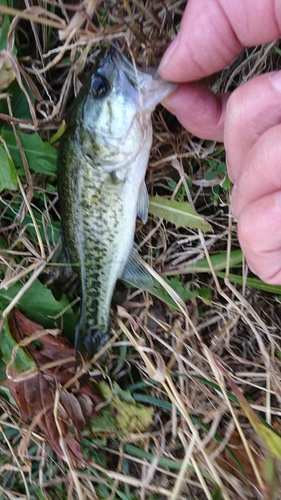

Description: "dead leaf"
216 430 264 493
0 51 15 91
227 376 281 461
6 309 102 466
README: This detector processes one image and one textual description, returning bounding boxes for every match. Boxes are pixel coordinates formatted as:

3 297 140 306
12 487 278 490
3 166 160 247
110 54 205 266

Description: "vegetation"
0 1 281 499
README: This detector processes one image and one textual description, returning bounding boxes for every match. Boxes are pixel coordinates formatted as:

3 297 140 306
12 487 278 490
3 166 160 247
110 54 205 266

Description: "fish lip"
110 47 177 111
95 46 141 95
97 46 177 110
110 47 141 88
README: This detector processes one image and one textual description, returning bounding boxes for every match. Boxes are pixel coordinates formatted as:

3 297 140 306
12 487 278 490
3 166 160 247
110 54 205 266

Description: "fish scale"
57 47 176 365
81 168 126 330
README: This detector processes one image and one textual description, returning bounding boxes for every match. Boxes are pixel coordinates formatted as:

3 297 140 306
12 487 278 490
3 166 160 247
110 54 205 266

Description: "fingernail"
159 35 179 74
160 93 178 114
269 71 281 93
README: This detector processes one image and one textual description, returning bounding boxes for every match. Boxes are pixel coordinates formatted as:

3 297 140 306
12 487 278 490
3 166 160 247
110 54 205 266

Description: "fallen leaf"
217 430 264 490
227 377 281 461
5 309 102 466
0 51 15 90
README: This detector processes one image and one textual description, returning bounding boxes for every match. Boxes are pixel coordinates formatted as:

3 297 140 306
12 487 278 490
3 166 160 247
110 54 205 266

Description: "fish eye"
91 75 110 99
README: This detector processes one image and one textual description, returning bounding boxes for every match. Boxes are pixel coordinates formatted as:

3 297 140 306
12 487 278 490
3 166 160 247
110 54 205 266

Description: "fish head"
76 48 177 171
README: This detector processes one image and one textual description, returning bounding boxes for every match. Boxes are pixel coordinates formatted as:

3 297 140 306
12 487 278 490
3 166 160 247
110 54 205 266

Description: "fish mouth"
110 46 144 88
95 45 177 111
94 46 144 98
109 45 177 111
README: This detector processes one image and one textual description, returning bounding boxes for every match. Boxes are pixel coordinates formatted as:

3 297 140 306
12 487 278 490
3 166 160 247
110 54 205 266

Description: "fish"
57 47 176 365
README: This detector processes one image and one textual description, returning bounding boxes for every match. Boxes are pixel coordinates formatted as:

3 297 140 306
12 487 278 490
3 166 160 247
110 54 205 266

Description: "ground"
0 1 281 499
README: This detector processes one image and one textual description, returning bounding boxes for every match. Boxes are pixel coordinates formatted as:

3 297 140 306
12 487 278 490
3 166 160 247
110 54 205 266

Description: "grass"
0 1 281 499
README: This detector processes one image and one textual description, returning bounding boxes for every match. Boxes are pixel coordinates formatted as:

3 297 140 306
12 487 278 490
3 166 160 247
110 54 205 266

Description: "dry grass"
0 1 281 499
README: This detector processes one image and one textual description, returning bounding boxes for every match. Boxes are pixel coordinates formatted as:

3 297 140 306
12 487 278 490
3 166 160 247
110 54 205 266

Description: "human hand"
158 0 281 284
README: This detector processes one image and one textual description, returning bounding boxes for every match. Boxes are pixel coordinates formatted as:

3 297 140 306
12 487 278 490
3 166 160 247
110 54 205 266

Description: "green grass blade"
164 249 243 276
216 272 281 294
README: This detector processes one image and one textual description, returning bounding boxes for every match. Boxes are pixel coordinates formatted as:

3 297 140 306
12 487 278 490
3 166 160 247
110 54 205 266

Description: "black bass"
57 47 176 364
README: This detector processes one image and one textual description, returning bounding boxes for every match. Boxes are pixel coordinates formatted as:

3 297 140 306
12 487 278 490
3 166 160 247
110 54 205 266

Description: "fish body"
57 48 176 363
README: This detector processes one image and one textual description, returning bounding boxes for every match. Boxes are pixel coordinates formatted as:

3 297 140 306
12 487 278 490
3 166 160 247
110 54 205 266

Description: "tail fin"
75 325 110 366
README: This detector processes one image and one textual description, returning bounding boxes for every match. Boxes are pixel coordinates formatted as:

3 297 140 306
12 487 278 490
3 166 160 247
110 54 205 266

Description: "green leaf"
0 5 12 52
1 319 35 372
120 404 153 433
208 160 217 170
217 162 226 174
163 276 200 302
0 80 33 123
0 145 17 192
98 381 154 435
149 195 212 232
205 170 217 180
151 276 208 310
0 279 77 337
89 406 117 434
221 175 231 192
1 129 57 175
0 357 6 382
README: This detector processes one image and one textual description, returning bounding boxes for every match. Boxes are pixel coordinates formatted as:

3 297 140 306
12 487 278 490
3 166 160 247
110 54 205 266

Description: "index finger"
159 0 281 82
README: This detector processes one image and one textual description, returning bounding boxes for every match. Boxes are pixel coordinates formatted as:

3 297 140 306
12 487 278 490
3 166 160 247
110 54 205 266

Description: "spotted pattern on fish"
57 48 176 364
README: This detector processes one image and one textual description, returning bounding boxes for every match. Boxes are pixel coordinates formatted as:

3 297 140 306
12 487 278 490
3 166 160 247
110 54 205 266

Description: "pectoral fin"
45 235 78 293
137 181 148 224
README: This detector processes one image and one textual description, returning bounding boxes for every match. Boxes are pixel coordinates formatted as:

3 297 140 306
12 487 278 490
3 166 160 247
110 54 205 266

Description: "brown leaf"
217 430 264 492
7 309 102 466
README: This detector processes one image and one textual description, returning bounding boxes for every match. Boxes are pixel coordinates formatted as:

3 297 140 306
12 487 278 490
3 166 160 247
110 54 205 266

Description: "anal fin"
121 248 156 294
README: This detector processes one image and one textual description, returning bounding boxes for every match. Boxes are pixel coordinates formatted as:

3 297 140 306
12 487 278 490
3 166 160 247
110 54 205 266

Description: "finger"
231 124 281 217
225 72 281 183
237 191 281 284
159 0 281 82
162 83 229 141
